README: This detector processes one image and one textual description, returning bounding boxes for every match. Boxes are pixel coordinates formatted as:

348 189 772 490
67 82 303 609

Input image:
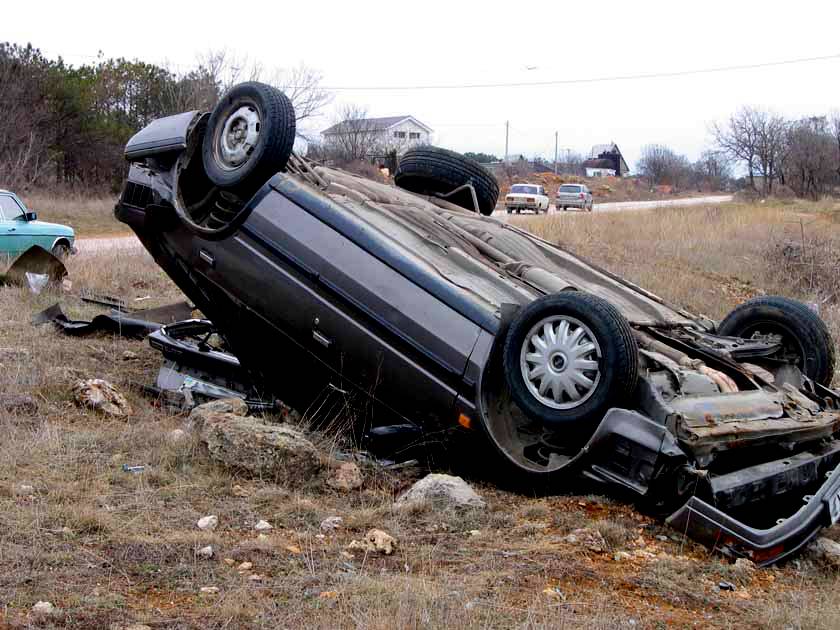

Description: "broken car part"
115 82 840 564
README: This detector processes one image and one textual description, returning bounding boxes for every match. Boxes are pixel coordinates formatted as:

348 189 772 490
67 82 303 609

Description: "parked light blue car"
0 189 75 259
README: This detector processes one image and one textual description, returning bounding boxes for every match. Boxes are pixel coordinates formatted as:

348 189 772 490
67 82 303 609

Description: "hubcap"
520 315 601 410
217 105 261 169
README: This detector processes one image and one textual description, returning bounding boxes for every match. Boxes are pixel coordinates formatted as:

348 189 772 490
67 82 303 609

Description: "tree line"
0 43 330 192
637 108 840 198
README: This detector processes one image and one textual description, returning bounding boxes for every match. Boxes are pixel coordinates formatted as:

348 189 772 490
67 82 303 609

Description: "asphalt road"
77 194 733 253
490 194 733 218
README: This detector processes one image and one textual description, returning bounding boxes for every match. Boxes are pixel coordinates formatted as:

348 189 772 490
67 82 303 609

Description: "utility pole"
554 131 558 175
504 120 509 164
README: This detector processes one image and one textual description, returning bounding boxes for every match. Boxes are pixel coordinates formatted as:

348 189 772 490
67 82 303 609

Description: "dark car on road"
116 82 840 565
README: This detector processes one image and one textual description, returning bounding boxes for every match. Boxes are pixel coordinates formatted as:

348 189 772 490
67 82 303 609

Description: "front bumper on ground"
667 462 840 566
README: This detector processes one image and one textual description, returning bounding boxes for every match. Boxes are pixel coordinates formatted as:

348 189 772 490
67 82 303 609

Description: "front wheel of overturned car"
503 292 639 428
202 81 296 197
717 295 836 386
394 146 500 215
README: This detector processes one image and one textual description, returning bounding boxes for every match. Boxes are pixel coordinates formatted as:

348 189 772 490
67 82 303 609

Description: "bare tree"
713 107 787 194
195 50 332 140
692 150 732 191
324 104 381 164
636 144 690 189
831 110 840 180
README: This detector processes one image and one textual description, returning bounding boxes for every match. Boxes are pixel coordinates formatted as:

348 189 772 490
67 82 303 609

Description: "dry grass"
0 201 840 627
21 191 127 238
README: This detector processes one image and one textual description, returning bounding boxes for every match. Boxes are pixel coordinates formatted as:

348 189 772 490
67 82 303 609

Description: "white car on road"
504 184 550 214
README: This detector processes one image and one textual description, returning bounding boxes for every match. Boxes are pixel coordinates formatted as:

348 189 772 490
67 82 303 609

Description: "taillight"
579 193 585 199
526 197 535 202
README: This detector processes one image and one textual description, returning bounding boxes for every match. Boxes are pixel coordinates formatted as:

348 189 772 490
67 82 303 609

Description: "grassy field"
21 192 126 239
0 201 839 628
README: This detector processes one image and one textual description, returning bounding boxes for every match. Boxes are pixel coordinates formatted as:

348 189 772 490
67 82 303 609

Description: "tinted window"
0 195 24 220
510 185 539 194
559 185 582 193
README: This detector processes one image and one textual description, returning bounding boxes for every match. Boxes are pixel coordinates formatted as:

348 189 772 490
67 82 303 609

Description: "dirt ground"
1 200 840 628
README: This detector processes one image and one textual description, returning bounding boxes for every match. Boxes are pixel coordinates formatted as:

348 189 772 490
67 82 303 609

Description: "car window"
0 195 24 220
539 187 546 195
559 185 581 193
510 185 539 194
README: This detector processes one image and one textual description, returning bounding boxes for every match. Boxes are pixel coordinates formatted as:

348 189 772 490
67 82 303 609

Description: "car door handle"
7 227 15 232
199 249 215 267
312 329 332 349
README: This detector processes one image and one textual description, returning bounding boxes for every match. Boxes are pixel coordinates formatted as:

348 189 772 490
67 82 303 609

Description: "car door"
201 188 483 427
0 194 27 257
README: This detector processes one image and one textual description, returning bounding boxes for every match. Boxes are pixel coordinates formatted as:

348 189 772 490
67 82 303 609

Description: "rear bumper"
667 462 840 566
556 199 587 207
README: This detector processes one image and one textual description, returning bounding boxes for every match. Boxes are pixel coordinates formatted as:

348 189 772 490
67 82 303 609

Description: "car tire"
51 242 71 260
717 296 836 385
394 146 500 215
202 82 296 197
502 292 639 428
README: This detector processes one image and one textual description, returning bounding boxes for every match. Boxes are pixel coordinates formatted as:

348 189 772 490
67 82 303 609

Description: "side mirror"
23 212 36 221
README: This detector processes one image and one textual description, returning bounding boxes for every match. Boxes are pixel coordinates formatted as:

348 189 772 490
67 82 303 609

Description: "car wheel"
394 146 500 215
717 296 835 385
502 292 639 428
51 242 71 260
202 82 296 197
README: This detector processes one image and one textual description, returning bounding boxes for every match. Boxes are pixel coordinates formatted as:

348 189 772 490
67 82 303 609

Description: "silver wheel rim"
217 105 261 170
519 315 601 410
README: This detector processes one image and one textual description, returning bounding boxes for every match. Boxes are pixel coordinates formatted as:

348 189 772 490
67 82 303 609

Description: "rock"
809 537 840 567
237 561 253 572
73 379 133 417
347 528 397 555
186 398 248 433
395 474 485 510
562 528 607 553
111 624 152 630
718 581 736 592
200 413 321 482
223 558 235 566
320 516 343 533
734 557 756 573
248 574 263 582
327 462 364 491
32 601 56 615
197 545 214 559
254 520 273 531
1 393 38 414
122 350 138 360
197 515 218 531
231 484 250 497
199 586 219 595
655 535 669 542
14 483 35 496
468 529 481 537
613 551 632 561
167 429 187 445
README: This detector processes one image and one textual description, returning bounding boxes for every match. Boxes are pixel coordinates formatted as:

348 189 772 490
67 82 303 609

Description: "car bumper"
667 461 840 566
556 199 587 207
505 203 539 210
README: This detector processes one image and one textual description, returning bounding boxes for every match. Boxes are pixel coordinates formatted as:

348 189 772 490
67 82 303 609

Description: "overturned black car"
116 82 840 565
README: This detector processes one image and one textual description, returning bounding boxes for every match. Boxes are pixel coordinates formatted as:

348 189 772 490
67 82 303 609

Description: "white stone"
200 586 219 594
32 601 56 614
320 516 343 533
254 519 273 531
197 545 214 559
167 429 187 445
197 515 218 531
395 474 485 510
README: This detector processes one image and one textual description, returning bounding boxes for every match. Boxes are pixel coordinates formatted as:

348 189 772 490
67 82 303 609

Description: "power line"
315 52 840 91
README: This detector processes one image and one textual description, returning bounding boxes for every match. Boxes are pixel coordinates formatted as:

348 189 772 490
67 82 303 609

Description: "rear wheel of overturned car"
202 81 296 197
503 292 639 428
394 146 500 215
717 295 836 386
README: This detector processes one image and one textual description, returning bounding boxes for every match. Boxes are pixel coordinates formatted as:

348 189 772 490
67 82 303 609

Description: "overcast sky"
5 0 840 169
